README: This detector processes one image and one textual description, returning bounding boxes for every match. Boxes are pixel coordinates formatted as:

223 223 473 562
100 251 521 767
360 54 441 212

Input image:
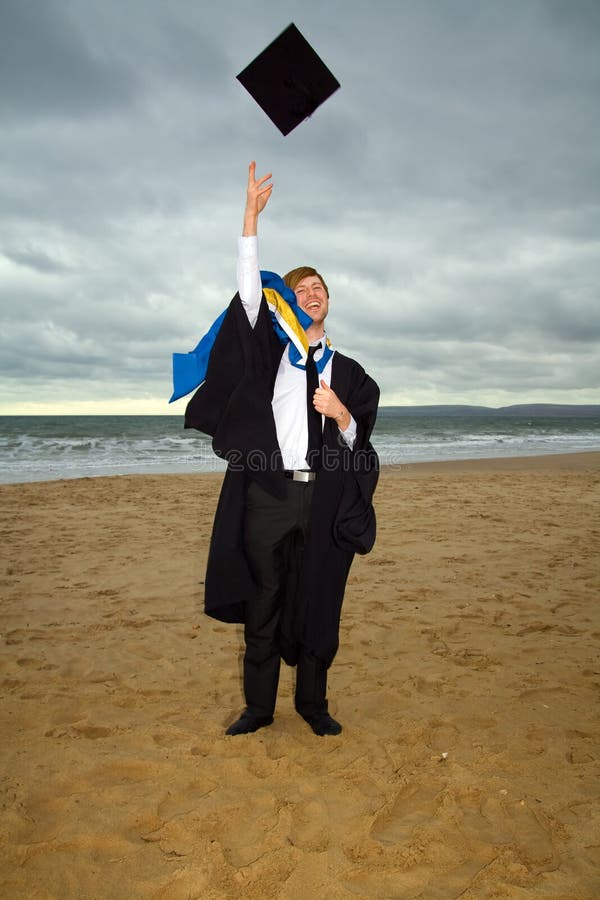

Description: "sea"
1 409 600 484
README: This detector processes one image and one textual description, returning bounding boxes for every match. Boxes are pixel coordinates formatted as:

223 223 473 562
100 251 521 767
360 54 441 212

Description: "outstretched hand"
243 161 272 235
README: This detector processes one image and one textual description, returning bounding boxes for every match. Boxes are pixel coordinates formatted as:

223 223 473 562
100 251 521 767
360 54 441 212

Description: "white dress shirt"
237 236 357 469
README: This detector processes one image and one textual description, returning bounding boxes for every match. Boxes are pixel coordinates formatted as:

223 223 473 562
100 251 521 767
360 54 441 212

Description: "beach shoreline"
2 448 599 488
1 451 599 897
2 410 599 485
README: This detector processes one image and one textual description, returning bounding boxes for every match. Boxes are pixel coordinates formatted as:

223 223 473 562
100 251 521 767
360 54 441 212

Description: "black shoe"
302 711 342 736
225 711 274 736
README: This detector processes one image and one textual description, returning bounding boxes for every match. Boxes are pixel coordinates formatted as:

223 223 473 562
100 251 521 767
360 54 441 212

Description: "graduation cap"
237 23 340 136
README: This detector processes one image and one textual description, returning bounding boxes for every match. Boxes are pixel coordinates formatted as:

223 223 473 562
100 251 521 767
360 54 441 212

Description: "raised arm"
238 162 272 325
242 161 273 236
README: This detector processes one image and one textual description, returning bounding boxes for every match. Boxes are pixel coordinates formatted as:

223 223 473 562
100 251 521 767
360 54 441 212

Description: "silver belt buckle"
292 470 315 482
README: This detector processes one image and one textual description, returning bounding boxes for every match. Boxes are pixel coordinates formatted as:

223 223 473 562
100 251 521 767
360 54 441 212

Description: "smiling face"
294 275 329 326
284 266 330 329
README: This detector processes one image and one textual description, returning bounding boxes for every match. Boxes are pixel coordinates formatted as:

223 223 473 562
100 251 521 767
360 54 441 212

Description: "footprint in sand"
157 778 217 820
57 657 96 679
10 789 70 843
16 657 42 668
289 798 330 851
370 781 445 844
43 722 116 740
215 794 281 868
503 800 558 871
518 685 568 702
425 721 459 753
458 792 558 869
152 730 189 748
73 723 115 739
142 818 196 859
457 791 515 845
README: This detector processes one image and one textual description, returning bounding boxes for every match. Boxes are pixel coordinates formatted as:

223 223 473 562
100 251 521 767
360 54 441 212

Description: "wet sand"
1 453 599 898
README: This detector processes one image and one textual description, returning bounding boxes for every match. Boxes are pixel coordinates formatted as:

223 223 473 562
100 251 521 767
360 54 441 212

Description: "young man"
185 163 379 736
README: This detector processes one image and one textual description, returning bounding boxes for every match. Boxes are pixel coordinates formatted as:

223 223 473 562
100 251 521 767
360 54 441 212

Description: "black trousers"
242 478 328 719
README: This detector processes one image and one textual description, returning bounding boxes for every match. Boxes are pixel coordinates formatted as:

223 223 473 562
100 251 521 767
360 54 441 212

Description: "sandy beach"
1 453 599 899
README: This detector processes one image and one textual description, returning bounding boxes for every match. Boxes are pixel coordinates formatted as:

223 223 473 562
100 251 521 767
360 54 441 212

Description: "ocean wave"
1 415 599 483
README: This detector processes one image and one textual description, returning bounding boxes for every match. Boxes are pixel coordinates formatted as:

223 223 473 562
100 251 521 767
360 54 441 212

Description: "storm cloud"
1 0 599 412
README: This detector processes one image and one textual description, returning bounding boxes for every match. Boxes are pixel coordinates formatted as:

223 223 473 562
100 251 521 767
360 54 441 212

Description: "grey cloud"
1 0 599 410
0 316 170 385
0 0 138 120
2 247 70 275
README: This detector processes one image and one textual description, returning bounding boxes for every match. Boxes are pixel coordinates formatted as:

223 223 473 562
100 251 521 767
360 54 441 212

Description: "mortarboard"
236 23 340 136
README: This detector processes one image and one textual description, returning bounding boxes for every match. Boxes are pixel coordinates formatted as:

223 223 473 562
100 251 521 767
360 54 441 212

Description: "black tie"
306 343 322 471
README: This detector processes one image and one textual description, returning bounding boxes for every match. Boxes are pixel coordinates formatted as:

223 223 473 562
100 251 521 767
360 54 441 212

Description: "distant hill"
378 404 600 417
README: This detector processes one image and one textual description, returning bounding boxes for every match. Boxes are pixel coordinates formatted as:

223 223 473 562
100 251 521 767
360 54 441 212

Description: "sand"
1 453 599 899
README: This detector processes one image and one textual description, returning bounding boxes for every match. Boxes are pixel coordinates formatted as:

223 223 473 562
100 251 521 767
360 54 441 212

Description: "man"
185 162 379 737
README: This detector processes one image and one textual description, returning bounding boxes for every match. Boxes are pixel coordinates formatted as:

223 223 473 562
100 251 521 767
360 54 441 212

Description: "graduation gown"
185 293 380 667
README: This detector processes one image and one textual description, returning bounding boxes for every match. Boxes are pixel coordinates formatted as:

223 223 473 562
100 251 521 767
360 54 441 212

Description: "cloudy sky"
1 0 599 413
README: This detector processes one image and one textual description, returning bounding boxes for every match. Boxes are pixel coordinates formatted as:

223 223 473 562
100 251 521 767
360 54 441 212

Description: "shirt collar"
310 332 329 358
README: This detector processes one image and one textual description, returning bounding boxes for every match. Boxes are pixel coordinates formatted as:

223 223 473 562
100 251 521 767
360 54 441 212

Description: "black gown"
185 293 380 667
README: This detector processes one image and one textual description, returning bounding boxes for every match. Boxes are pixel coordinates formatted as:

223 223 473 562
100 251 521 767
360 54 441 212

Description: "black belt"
284 470 316 482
